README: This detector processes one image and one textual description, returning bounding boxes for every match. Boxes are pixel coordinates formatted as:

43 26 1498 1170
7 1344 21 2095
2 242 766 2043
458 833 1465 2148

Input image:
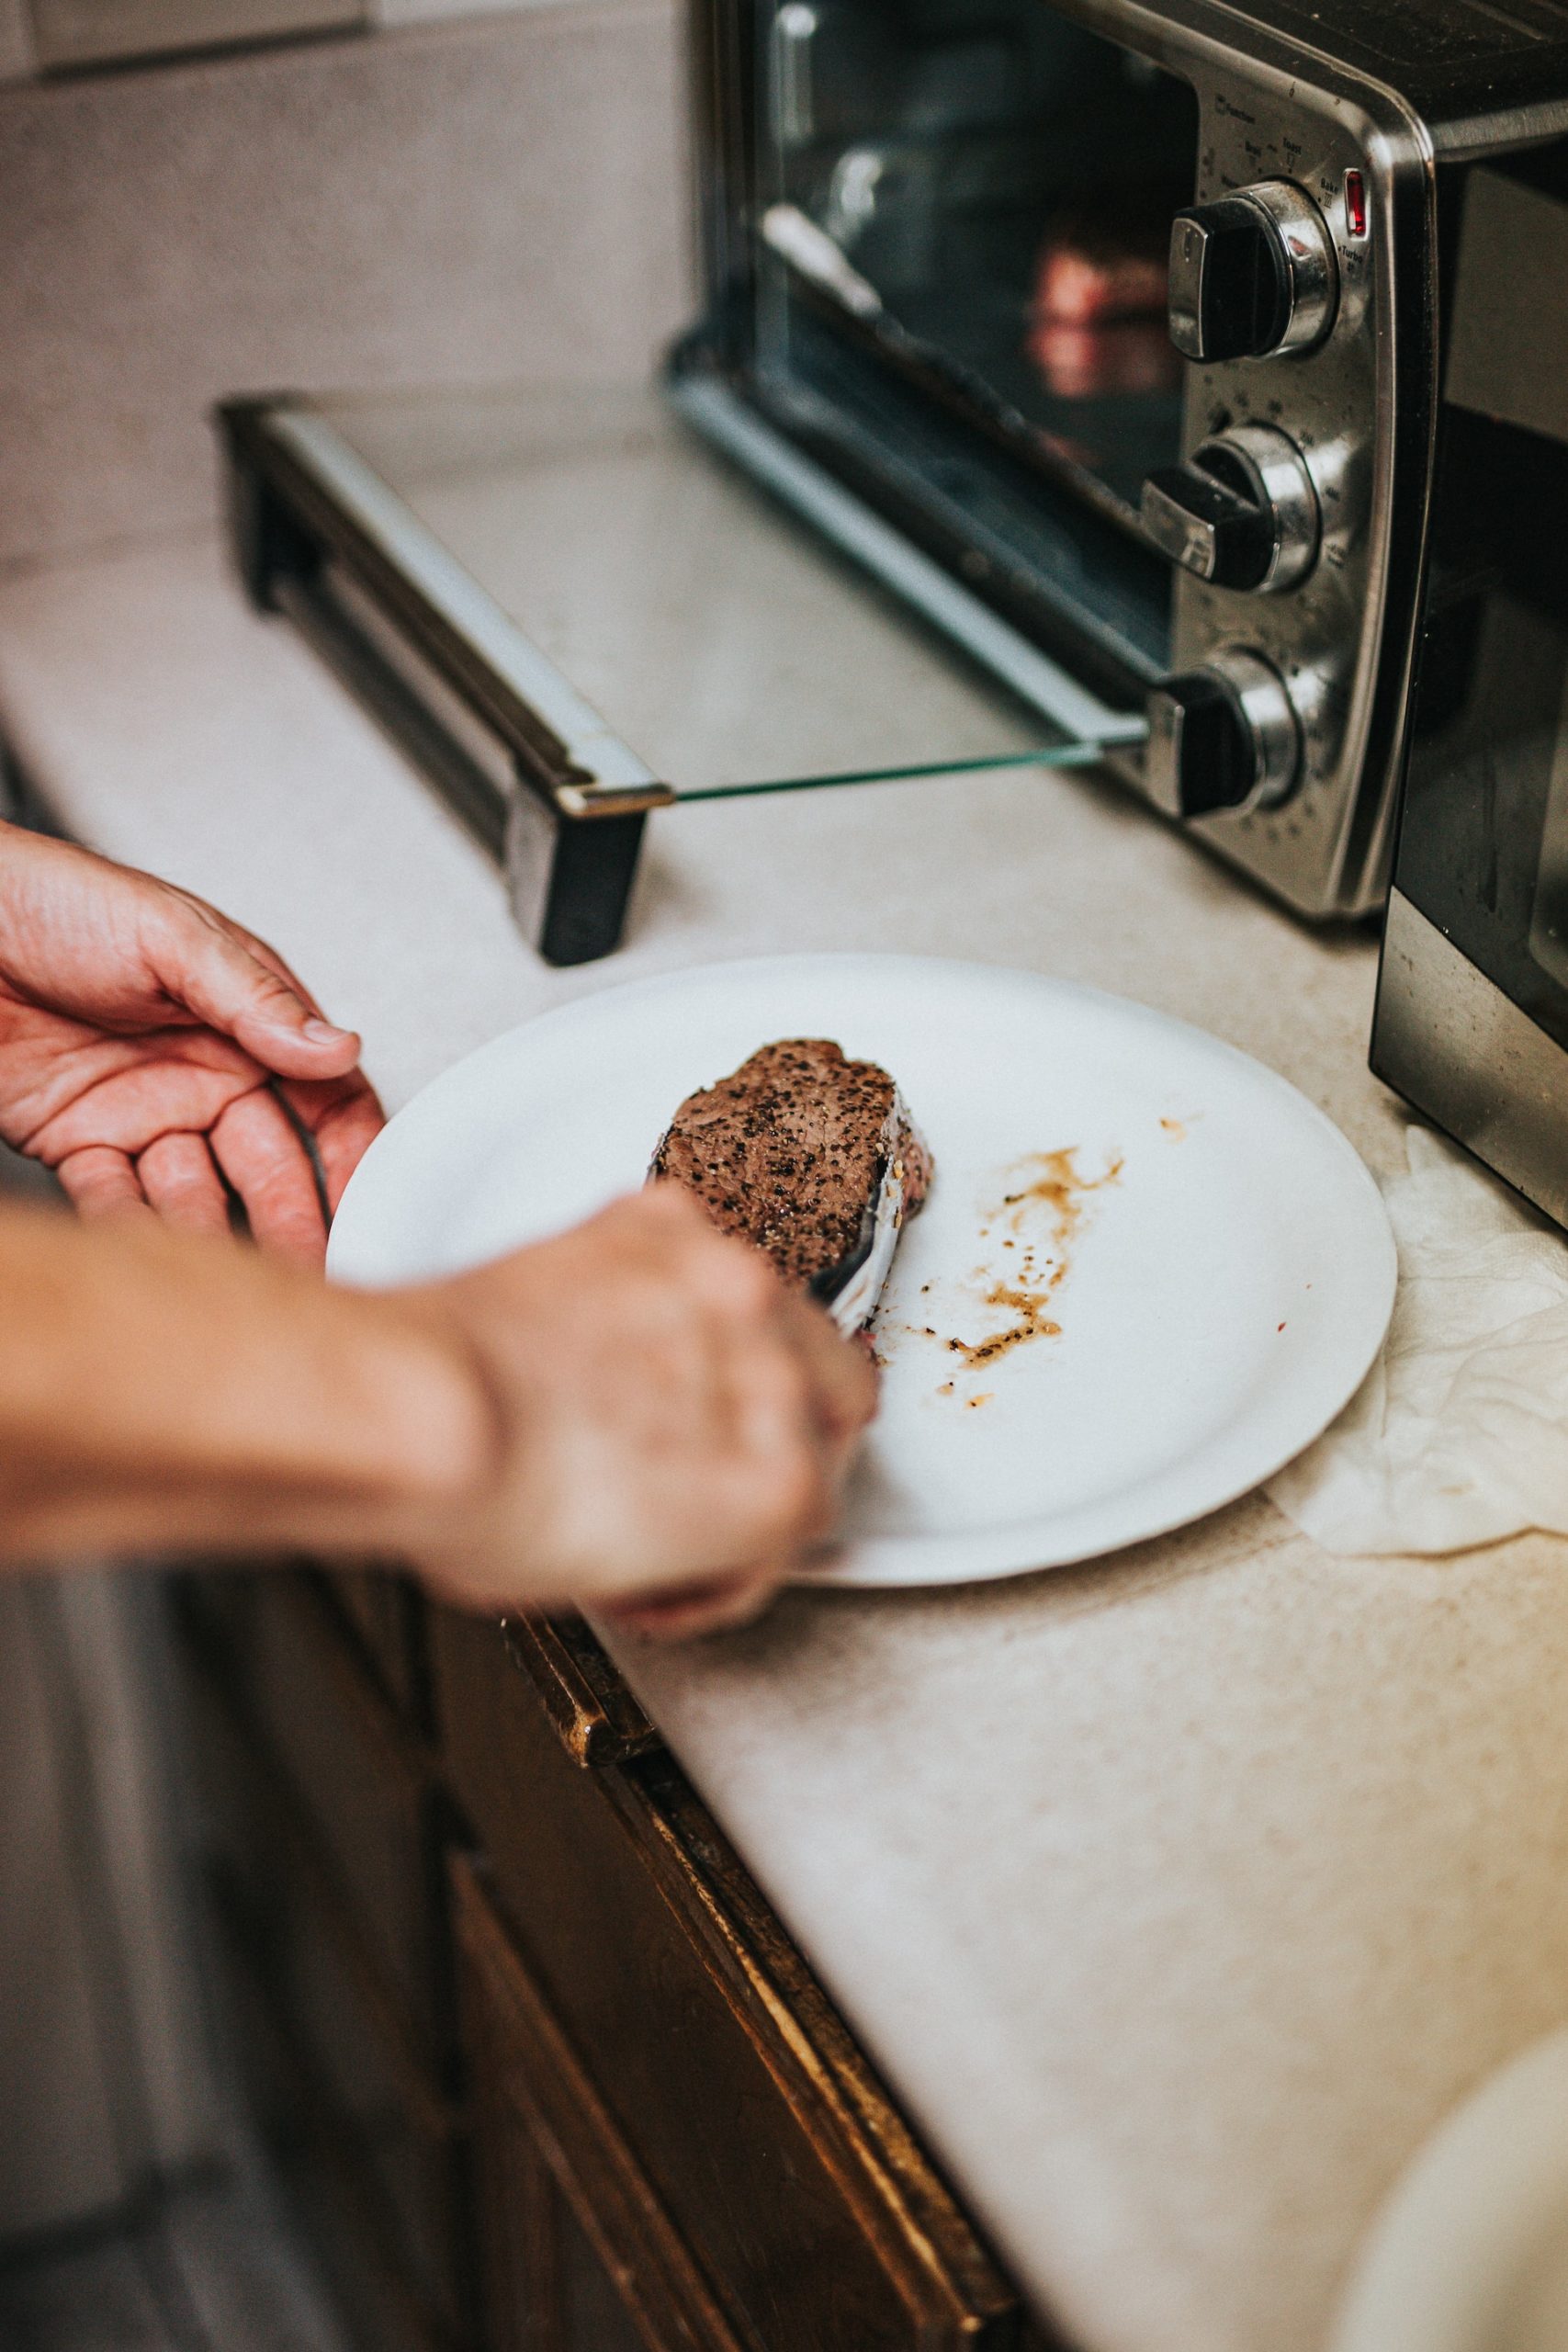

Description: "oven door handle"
243 403 672 825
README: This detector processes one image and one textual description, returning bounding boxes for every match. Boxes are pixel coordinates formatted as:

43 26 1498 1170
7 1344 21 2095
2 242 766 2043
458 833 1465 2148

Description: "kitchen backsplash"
0 0 692 568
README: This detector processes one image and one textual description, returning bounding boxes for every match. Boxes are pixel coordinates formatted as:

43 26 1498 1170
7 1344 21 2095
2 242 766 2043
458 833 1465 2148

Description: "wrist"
0 1209 508 1564
346 1289 507 1529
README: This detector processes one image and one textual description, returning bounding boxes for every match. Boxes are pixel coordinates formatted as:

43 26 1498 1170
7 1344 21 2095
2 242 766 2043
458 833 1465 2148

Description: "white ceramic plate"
1332 2028 1568 2352
328 954 1395 1587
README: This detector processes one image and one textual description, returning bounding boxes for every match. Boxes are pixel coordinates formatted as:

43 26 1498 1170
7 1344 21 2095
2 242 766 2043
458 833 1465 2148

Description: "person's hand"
0 823 383 1261
403 1187 878 1636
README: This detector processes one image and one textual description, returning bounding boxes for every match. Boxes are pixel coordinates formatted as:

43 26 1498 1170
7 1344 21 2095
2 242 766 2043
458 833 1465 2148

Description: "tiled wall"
0 0 694 569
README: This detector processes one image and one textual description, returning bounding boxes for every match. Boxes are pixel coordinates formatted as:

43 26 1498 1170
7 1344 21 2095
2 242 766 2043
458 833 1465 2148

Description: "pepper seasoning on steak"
649 1039 932 1335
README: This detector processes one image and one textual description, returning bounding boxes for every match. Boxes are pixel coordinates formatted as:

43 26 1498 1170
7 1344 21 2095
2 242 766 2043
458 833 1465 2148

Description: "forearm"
0 1203 497 1566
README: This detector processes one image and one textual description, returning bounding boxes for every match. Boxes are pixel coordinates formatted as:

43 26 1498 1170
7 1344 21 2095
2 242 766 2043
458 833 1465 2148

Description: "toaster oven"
1370 152 1568 1229
223 0 1568 966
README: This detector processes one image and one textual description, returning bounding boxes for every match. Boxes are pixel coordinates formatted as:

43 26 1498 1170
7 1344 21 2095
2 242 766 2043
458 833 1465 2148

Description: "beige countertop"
4 526 1568 2352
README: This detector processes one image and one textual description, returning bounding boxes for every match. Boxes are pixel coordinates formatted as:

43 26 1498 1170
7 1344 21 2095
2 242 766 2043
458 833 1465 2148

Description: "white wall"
0 0 613 85
0 0 694 569
0 0 32 78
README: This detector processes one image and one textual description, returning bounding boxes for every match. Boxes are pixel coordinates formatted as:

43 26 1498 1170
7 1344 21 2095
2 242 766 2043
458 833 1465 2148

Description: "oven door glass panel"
299 381 1072 799
751 0 1196 540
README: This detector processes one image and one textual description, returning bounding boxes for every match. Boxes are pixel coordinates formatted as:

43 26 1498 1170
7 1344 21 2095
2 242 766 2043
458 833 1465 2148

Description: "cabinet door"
434 1609 1027 2352
321 1563 432 1730
466 2047 651 2352
456 1853 743 2352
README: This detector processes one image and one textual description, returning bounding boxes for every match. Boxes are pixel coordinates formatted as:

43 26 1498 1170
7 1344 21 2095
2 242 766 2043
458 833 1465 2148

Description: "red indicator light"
1344 168 1368 238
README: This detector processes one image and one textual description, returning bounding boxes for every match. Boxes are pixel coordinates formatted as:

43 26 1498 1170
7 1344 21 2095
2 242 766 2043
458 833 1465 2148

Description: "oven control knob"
1145 648 1301 820
1168 181 1337 362
1141 423 1320 592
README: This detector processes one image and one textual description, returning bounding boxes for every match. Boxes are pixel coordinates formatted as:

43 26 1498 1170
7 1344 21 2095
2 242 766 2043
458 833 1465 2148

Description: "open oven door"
220 371 1145 967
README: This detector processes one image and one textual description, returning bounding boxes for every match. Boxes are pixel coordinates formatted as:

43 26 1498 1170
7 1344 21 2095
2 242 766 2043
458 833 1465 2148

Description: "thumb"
161 908 362 1079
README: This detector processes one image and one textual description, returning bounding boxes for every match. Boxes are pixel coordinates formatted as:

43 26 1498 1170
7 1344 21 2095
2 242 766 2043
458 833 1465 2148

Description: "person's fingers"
719 1336 831 1538
18 1034 258 1166
150 899 361 1081
413 1192 876 1623
54 1144 153 1221
633 1193 879 1442
277 1070 387 1213
209 1087 329 1262
137 1130 231 1238
600 1570 782 1641
699 1318 863 1573
225 926 330 1020
771 1287 881 1442
605 1193 876 1538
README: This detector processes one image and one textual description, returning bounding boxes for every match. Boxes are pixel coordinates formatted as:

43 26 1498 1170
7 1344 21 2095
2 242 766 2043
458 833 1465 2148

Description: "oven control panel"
1167 180 1338 363
1142 421 1323 594
710 0 1434 920
1131 56 1418 922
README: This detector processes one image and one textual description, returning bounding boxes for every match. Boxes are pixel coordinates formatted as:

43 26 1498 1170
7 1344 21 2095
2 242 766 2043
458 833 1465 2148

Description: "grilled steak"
649 1039 932 1334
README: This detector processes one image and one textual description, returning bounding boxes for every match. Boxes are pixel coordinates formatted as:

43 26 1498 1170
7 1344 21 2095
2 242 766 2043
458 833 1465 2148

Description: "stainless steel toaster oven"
224 0 1568 968
684 0 1568 925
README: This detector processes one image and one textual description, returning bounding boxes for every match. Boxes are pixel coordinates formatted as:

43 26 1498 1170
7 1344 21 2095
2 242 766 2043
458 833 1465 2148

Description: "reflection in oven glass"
1026 200 1179 408
759 0 1196 520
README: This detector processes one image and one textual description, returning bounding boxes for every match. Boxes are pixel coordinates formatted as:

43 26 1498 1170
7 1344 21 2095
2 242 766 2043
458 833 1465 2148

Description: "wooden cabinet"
457 1852 741 2352
172 1567 1054 2352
